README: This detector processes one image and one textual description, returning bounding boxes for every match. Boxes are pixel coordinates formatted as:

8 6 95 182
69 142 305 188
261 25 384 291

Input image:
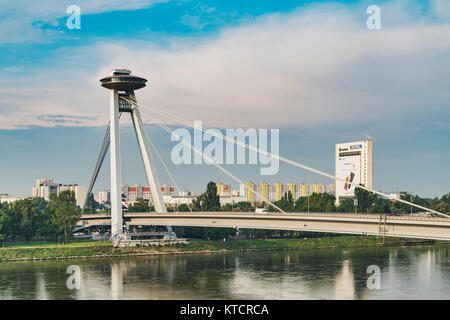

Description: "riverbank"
0 236 436 262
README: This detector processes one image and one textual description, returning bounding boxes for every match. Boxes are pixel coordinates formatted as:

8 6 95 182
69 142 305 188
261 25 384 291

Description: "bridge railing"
80 211 448 223
117 211 449 222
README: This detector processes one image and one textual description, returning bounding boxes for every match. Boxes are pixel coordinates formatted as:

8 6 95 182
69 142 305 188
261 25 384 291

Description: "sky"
0 0 449 198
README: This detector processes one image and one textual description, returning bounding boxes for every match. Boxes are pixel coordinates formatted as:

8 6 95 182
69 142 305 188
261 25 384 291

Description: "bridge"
82 69 449 245
78 212 450 241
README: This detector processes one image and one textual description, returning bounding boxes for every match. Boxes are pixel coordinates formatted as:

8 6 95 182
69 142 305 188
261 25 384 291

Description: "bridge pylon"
97 69 169 237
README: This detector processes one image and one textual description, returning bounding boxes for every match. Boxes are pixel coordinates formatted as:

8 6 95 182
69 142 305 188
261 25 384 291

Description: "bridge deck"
79 212 450 241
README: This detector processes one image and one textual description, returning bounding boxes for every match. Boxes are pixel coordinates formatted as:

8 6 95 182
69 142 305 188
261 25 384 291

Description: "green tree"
235 201 253 212
204 181 220 211
270 191 295 212
29 197 54 240
369 198 392 214
203 227 236 240
240 228 274 239
221 203 233 212
286 191 294 207
393 193 430 214
220 201 254 212
49 190 81 243
128 198 152 212
177 203 191 212
441 193 450 205
193 181 221 211
172 226 206 239
0 203 8 245
354 187 377 213
337 199 354 212
293 193 336 212
0 211 6 246
36 208 57 241
84 193 99 213
32 197 47 213
435 202 450 214
3 204 20 242
9 199 40 242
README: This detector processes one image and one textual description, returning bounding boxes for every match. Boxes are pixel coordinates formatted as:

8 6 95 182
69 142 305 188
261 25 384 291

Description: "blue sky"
0 0 449 198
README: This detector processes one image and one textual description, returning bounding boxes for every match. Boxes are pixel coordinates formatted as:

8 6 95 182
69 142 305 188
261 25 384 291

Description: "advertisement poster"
337 155 361 198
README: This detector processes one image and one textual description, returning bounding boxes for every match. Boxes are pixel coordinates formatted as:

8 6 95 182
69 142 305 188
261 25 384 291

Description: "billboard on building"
336 154 361 198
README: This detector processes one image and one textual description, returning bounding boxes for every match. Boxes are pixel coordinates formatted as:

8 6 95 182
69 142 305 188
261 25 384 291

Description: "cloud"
99 1 450 129
0 0 169 43
1 0 449 130
181 4 220 30
0 51 109 129
0 0 168 16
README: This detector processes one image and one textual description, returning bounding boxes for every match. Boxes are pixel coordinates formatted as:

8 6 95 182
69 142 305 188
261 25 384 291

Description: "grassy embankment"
0 236 389 261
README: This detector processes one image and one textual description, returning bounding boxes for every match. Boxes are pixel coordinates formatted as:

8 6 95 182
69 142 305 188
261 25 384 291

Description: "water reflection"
333 260 354 299
0 246 448 300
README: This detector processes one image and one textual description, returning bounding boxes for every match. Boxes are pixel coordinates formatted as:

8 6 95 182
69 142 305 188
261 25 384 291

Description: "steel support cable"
148 135 193 213
84 113 122 209
137 109 193 213
156 122 286 214
121 97 448 218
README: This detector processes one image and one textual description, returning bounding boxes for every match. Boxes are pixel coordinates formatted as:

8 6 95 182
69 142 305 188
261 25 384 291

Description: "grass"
0 236 386 261
173 236 382 252
2 239 109 248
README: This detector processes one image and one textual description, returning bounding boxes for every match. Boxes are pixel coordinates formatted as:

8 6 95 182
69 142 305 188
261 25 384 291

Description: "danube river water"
0 245 448 300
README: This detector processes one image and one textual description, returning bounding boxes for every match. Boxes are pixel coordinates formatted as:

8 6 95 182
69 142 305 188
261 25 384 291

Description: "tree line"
268 188 450 215
167 182 450 240
2 181 448 244
0 190 81 245
164 181 450 215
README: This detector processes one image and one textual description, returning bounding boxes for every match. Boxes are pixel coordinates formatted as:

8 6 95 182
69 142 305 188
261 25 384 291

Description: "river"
0 245 448 299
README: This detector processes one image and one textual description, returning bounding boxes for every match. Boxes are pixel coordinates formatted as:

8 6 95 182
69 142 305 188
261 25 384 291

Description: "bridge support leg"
83 123 110 209
110 89 123 236
130 97 173 235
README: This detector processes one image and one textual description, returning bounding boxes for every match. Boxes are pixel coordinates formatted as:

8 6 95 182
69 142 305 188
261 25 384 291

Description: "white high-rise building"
0 194 27 204
216 183 232 197
32 179 58 200
335 140 373 205
98 190 111 204
239 184 247 200
32 179 86 207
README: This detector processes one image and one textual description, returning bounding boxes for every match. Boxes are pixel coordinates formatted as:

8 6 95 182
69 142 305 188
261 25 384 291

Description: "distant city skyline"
2 123 449 199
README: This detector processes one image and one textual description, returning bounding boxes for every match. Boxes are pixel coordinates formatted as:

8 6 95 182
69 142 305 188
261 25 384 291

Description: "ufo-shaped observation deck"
100 69 147 91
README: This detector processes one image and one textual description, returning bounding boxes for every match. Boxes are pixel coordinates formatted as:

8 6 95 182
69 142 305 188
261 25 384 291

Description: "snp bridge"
79 212 450 241
85 68 449 245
